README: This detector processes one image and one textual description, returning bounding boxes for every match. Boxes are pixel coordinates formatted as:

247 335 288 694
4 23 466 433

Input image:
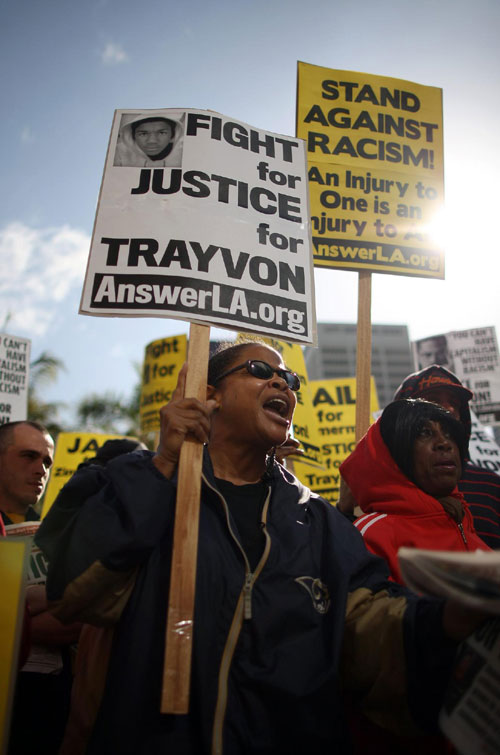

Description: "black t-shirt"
215 478 268 571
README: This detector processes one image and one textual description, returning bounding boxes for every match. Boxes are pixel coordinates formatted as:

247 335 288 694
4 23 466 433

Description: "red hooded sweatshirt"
341 420 489 584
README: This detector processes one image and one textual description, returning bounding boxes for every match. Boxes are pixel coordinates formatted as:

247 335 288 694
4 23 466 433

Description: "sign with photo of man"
80 108 316 345
413 327 500 422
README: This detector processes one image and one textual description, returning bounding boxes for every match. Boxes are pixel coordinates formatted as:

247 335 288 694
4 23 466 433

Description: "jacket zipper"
458 521 468 547
243 571 254 620
203 474 271 755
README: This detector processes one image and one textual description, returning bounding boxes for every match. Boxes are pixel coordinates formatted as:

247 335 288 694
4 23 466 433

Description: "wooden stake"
161 322 210 714
355 272 372 442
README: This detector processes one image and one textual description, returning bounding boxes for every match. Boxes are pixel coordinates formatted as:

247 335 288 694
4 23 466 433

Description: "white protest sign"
0 333 31 425
440 618 500 755
80 109 316 344
413 327 500 421
468 411 500 475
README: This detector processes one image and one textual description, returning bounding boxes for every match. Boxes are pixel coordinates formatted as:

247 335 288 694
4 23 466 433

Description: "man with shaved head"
0 422 80 754
0 420 54 526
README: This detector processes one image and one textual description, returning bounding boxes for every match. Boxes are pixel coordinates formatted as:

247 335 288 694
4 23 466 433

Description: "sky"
2 0 500 423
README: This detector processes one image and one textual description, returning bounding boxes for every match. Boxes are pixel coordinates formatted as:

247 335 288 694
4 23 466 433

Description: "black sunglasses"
214 360 300 391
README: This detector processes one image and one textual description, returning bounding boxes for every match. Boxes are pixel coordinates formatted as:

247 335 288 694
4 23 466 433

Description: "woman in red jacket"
341 399 489 755
341 399 489 585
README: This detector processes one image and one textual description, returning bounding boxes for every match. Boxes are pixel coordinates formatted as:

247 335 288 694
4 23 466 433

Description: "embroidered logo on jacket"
295 576 330 614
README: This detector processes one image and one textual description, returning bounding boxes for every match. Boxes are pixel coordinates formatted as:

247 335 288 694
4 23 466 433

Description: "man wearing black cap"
393 364 500 548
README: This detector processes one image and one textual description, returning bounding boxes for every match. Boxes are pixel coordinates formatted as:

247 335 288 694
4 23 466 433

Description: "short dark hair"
0 420 51 453
380 399 467 483
207 340 275 386
131 117 176 139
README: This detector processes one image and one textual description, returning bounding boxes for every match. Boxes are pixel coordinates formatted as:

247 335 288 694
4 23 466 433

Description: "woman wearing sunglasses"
38 340 487 755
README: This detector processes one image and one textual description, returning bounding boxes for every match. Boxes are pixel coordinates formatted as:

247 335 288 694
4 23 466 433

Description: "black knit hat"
393 365 472 443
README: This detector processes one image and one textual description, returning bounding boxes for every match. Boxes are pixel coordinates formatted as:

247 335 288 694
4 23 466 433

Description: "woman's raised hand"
153 363 218 479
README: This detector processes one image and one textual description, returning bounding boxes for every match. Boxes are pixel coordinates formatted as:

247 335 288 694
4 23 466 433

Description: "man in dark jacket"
394 365 500 548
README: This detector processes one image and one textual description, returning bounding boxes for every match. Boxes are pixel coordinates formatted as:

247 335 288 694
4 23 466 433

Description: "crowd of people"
1 342 499 754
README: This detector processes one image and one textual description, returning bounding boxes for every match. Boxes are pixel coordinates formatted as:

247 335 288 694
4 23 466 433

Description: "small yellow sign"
41 432 131 518
293 377 379 503
140 335 187 432
0 538 29 755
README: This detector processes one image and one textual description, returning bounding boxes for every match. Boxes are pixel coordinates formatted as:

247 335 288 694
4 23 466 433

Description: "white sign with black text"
413 326 500 421
80 109 316 344
0 333 31 425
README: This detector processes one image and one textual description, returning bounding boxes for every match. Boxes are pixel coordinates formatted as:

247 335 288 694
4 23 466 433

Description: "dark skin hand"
152 363 218 480
275 436 305 464
442 602 490 642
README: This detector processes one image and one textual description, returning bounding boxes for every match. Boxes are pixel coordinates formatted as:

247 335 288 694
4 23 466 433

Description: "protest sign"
293 377 379 503
440 617 500 755
0 538 29 755
4 522 63 675
468 411 500 475
4 522 47 586
80 108 316 344
297 62 444 278
41 431 135 518
140 334 187 432
0 334 31 425
237 334 323 467
413 326 500 422
398 549 500 755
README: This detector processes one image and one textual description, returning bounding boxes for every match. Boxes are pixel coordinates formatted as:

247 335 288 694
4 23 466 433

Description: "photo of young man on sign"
113 112 184 168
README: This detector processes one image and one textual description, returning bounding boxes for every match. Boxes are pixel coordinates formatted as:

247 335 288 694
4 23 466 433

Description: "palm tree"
76 391 136 434
76 363 152 444
27 351 67 437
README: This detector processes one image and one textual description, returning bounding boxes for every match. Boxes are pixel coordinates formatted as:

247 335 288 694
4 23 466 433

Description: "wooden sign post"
355 272 372 443
161 322 210 714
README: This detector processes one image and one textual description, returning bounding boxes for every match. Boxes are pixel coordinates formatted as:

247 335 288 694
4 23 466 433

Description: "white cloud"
101 42 128 65
20 126 35 144
0 222 90 336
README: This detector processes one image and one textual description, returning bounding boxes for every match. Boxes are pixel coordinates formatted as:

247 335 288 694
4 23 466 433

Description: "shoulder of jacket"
354 511 389 535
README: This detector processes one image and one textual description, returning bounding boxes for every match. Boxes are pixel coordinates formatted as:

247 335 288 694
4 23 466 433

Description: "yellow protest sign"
297 62 444 278
41 432 133 518
293 377 379 503
0 538 29 755
140 335 187 432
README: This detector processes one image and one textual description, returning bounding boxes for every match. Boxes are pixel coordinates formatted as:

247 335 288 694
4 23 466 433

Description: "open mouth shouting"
263 394 292 425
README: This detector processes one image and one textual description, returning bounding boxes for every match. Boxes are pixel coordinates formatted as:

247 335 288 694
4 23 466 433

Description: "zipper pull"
458 522 468 547
244 572 253 620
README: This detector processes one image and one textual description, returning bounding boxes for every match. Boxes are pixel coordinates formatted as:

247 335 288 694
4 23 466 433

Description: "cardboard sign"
468 412 500 475
80 108 316 344
293 377 379 503
0 538 29 755
140 334 187 432
0 334 31 425
413 326 500 421
297 63 444 278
